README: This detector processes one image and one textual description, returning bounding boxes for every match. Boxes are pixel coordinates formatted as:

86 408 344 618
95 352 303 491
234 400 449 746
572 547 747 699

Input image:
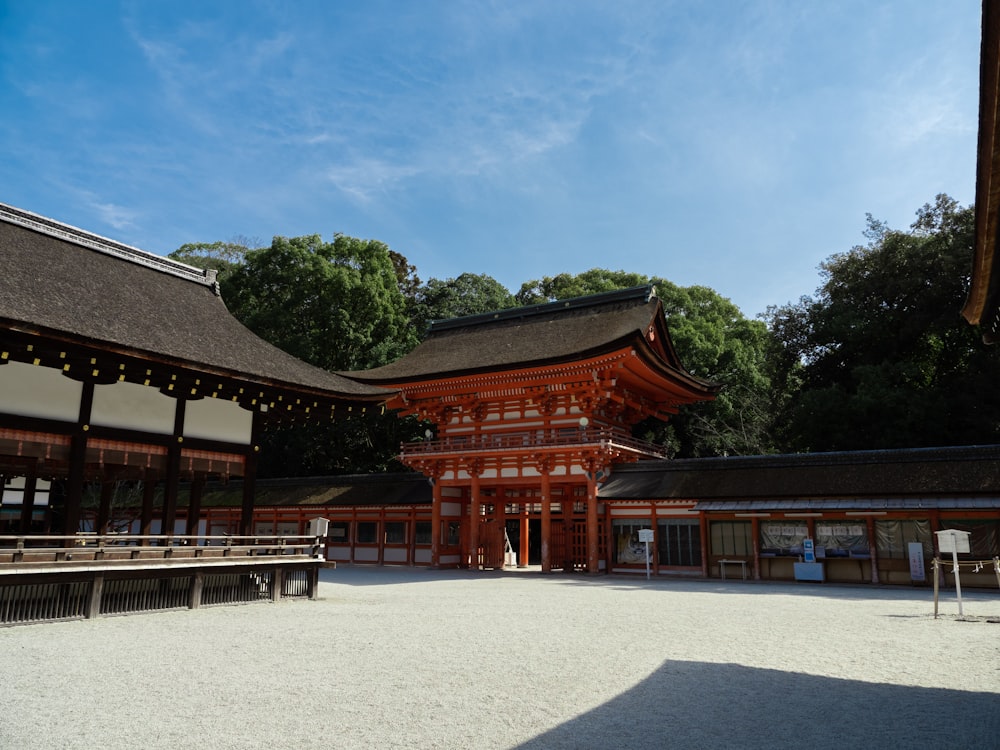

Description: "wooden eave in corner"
963 0 1000 342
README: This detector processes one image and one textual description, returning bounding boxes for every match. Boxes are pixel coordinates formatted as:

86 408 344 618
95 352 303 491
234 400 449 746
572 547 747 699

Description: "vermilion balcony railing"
400 428 668 460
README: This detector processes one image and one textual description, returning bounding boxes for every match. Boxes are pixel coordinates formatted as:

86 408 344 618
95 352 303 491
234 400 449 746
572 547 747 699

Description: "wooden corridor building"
0 202 389 540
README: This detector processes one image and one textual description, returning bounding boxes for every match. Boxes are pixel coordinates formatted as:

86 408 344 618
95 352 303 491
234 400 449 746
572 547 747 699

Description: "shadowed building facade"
0 202 389 541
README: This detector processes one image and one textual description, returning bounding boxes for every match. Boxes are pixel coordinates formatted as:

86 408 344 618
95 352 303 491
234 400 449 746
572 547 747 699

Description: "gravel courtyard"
2 565 999 750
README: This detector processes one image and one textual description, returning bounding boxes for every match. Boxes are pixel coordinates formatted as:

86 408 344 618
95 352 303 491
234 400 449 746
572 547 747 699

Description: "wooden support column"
469 470 482 570
18 467 36 534
63 381 94 545
586 473 599 574
163 399 186 538
431 480 442 567
540 469 552 573
139 469 156 544
562 497 574 572
698 511 710 578
866 516 880 584
518 502 529 568
751 516 762 581
239 411 263 537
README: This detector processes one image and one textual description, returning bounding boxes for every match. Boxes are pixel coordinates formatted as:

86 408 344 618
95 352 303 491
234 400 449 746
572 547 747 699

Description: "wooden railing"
0 534 323 565
400 428 668 459
0 534 326 626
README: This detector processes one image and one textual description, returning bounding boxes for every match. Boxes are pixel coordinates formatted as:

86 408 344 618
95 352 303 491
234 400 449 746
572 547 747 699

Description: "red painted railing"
400 428 668 459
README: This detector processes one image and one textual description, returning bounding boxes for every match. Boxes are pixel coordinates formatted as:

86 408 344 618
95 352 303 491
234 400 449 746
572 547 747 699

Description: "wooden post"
540 471 552 573
469 473 481 570
18 468 36 534
239 411 262 537
430 480 442 568
586 473 599 574
866 516 880 584
87 574 104 619
190 570 204 609
64 382 94 545
518 502 529 568
699 511 710 578
751 516 761 581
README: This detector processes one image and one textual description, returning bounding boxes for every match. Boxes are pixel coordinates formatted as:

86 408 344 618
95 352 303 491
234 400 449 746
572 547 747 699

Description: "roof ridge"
0 202 218 289
428 284 656 333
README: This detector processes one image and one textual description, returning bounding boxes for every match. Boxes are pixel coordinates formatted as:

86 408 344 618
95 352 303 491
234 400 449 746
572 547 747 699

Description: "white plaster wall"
91 380 175 434
184 396 253 444
384 548 408 563
0 361 82 421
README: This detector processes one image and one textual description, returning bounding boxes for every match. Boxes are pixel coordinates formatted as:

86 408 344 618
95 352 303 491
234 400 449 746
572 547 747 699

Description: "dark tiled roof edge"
427 284 655 332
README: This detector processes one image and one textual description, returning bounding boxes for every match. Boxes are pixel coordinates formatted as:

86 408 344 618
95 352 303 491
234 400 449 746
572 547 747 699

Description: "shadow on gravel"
512 659 999 750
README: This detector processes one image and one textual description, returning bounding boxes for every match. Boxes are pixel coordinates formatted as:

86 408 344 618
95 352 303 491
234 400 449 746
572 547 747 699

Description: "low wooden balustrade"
0 534 327 627
401 427 669 460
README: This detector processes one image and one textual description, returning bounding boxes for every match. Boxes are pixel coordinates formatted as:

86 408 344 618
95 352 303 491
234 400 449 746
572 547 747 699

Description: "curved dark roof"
200 472 432 508
346 285 715 395
600 445 1000 504
0 203 388 401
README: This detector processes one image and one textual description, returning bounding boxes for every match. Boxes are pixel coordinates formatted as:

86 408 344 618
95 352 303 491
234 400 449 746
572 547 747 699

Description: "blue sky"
1 1 980 318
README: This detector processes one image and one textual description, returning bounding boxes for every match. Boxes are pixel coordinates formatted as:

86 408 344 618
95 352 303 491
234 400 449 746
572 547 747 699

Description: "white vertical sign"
907 542 925 582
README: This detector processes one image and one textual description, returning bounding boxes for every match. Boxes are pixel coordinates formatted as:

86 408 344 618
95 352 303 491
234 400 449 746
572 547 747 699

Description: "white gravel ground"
2 566 999 750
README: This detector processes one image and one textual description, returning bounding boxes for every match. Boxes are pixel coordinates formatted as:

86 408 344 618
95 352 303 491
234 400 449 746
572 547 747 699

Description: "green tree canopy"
221 233 417 372
411 273 516 334
168 237 259 284
765 195 1000 451
516 269 648 304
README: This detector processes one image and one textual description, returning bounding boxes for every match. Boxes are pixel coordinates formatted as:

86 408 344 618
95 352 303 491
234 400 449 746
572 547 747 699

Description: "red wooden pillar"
866 516 879 584
699 511 710 578
518 502 529 568
540 470 552 573
586 473 599 574
469 472 482 570
431 479 441 568
751 516 762 581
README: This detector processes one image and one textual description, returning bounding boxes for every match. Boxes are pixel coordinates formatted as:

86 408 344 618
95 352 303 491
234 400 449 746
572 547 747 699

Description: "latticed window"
658 518 701 566
414 521 432 545
384 522 406 544
875 519 932 559
356 521 378 544
710 520 752 556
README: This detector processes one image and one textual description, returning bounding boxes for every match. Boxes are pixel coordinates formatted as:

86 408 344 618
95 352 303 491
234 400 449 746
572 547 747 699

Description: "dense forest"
169 194 1000 476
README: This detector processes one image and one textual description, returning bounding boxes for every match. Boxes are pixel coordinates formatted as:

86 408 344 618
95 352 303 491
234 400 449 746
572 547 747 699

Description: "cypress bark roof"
0 203 388 402
600 445 1000 508
346 285 716 396
200 472 432 508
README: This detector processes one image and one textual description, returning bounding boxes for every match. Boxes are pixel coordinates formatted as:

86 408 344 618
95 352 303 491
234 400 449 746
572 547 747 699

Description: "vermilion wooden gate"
478 519 506 569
